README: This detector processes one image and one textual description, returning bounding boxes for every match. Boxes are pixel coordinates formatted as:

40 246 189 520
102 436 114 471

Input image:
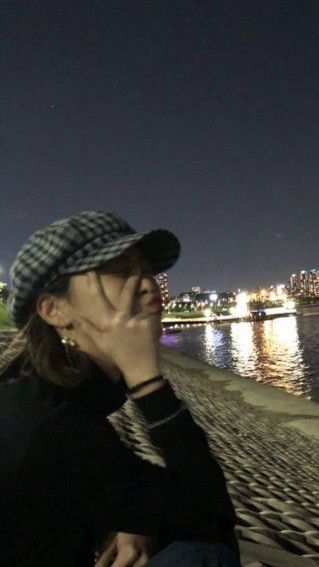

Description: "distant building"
288 269 319 298
155 272 169 305
191 286 201 293
217 291 236 302
216 292 236 308
289 273 299 296
251 286 273 302
176 292 193 302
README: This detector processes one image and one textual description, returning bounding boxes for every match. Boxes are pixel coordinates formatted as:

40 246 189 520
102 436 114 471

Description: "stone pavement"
107 346 319 566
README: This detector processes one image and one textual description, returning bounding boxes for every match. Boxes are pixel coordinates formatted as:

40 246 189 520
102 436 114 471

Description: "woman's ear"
36 293 71 328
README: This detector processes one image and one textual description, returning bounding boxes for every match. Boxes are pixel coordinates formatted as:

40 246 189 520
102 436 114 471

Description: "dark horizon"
1 1 319 295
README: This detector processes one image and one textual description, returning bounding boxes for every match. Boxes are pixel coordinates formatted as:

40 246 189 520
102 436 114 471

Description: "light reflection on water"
160 315 319 402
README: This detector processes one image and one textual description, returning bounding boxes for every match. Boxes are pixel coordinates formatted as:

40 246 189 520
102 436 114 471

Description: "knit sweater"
0 358 237 566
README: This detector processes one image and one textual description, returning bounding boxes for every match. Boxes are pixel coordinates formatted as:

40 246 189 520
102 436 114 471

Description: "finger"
135 310 161 320
109 546 139 567
86 271 115 315
118 266 142 315
94 540 117 566
132 553 150 566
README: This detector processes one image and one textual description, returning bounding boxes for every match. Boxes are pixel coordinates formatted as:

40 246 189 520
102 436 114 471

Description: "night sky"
1 1 319 295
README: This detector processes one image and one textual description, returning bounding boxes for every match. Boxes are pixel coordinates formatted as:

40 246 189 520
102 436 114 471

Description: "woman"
0 210 241 566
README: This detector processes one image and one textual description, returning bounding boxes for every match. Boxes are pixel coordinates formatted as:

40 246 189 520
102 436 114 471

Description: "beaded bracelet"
127 374 165 394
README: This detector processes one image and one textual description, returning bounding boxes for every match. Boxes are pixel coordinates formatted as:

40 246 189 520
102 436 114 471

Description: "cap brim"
59 229 181 276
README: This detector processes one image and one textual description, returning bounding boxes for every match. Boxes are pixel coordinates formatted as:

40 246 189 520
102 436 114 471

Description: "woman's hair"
0 276 93 386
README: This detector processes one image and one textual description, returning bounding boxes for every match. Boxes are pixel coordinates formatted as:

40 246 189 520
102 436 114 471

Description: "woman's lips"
147 295 163 308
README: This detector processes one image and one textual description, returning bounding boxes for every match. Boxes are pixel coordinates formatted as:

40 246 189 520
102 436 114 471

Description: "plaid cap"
8 210 181 329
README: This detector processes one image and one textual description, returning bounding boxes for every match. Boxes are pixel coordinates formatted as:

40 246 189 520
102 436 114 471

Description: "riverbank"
162 308 298 327
109 346 319 566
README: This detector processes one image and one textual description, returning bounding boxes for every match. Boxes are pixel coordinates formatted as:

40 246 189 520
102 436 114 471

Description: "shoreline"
161 307 319 327
161 348 319 564
159 345 319 441
108 346 319 564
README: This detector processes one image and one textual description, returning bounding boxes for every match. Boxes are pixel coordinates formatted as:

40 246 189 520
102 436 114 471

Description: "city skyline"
2 265 318 300
173 266 319 297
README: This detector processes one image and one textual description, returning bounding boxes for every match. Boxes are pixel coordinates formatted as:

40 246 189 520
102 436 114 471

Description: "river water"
160 314 319 402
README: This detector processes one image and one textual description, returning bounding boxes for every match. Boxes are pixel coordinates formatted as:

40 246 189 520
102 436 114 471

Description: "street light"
231 291 250 317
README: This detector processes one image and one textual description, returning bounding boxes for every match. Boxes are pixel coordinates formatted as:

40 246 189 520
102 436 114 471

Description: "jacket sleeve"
57 379 237 551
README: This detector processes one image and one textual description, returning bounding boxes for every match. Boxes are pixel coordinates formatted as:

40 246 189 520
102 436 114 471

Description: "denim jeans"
148 531 242 567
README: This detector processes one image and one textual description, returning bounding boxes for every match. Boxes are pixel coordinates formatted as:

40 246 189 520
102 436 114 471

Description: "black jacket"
0 356 237 566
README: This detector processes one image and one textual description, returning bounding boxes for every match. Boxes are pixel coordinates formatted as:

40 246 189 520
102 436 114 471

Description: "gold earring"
61 337 77 348
61 335 81 373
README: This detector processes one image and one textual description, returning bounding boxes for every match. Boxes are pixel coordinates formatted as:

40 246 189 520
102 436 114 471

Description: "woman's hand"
94 531 160 566
73 267 162 386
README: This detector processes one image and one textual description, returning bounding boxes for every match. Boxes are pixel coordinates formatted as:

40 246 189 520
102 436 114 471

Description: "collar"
1 352 128 415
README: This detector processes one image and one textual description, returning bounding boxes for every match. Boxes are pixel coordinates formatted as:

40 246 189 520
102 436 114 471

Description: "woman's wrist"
121 363 161 388
128 378 166 399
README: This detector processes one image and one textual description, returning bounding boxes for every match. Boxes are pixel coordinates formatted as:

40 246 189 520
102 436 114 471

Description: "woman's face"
67 245 161 317
52 245 163 377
